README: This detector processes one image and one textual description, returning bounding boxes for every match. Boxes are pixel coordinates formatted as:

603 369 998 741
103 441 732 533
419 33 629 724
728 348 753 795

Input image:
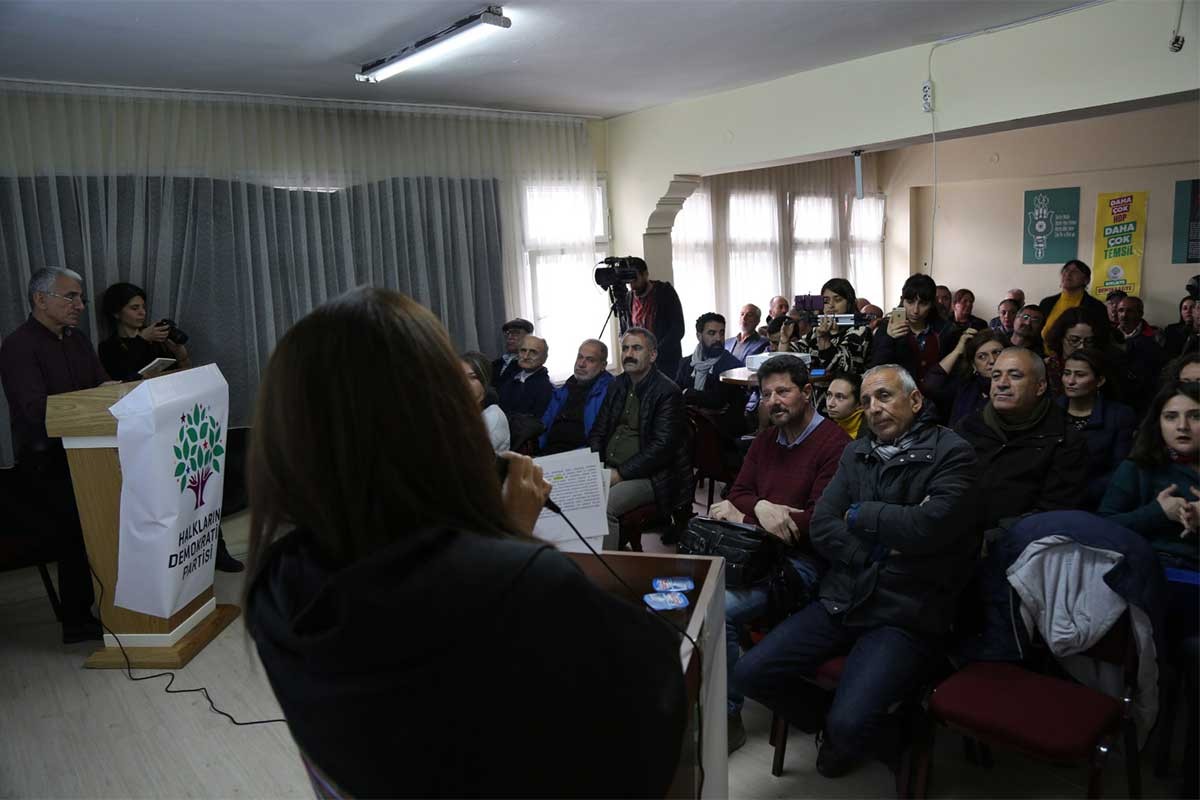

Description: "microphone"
496 456 561 514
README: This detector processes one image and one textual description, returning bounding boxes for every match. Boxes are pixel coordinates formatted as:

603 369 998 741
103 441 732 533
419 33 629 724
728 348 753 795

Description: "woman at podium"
244 288 687 798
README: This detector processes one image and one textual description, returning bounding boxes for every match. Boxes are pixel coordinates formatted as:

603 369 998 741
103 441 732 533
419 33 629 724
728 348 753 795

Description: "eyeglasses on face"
43 291 88 306
1018 313 1040 322
1064 335 1096 347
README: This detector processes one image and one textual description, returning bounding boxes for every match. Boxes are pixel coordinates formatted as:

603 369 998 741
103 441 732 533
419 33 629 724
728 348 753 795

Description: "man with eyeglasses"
1 267 115 644
1009 305 1046 352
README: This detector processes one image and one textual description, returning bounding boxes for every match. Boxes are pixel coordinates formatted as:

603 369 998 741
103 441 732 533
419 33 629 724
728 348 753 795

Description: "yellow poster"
1091 191 1147 299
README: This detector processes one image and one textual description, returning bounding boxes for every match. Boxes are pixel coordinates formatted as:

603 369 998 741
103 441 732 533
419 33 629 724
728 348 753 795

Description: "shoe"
62 616 103 644
815 731 857 779
215 537 245 573
728 712 748 754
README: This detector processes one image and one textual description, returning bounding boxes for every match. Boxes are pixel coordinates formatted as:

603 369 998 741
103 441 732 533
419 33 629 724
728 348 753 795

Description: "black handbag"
678 516 783 589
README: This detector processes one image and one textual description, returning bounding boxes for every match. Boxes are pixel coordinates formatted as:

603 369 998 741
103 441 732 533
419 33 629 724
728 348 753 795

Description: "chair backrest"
1082 608 1138 678
688 409 729 480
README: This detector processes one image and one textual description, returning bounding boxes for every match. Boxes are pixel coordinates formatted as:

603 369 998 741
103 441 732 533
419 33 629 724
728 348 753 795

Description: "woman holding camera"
789 279 873 374
98 282 191 382
244 288 686 797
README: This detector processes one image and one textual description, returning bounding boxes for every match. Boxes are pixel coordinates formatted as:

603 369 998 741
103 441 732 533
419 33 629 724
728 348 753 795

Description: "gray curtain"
0 174 505 466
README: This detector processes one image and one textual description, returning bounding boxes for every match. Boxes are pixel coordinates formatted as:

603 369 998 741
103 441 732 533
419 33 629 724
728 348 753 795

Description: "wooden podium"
46 381 239 669
566 551 728 800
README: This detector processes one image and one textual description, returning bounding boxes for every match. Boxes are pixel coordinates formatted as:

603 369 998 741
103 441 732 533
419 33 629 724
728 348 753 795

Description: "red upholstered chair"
768 656 846 776
688 409 739 508
917 611 1140 799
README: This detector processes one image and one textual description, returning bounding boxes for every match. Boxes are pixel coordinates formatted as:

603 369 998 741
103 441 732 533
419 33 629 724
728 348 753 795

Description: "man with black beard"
676 312 745 438
538 339 614 455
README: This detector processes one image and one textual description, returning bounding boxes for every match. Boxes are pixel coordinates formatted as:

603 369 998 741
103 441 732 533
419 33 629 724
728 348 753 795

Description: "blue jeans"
733 601 941 761
725 552 822 715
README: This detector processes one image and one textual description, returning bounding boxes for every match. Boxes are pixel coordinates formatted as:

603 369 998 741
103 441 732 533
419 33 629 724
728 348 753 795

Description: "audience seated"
243 289 686 798
1162 295 1196 359
538 339 613 455
766 294 790 326
789 279 873 375
989 298 1018 336
860 304 884 332
1114 295 1168 409
1057 347 1137 509
1166 350 1200 383
588 327 691 550
461 352 510 454
1009 303 1045 352
1038 259 1108 346
491 317 532 387
869 273 956 395
953 347 1088 533
496 334 553 419
949 288 989 333
773 308 814 353
735 364 978 778
706 355 848 752
923 327 1006 426
824 372 865 439
628 256 686 382
726 303 770 363
676 313 746 439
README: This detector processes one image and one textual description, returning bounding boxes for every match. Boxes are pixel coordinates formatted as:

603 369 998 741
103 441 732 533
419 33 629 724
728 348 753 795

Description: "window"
791 195 836 295
726 191 780 317
847 194 886 307
523 182 610 381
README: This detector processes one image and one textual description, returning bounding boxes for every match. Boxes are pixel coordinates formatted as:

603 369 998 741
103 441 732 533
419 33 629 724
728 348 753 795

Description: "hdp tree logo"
174 403 224 509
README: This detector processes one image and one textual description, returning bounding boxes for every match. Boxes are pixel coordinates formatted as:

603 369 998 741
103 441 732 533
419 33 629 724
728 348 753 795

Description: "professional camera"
156 318 189 346
593 257 639 289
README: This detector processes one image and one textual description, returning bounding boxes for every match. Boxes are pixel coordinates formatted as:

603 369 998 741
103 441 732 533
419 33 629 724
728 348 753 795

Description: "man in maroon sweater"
707 354 849 751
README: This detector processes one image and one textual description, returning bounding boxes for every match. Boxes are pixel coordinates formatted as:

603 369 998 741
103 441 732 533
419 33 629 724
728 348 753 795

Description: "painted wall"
606 0 1200 282
879 100 1199 324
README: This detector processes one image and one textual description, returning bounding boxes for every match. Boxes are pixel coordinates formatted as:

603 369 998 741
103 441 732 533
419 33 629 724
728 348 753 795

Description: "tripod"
598 283 632 341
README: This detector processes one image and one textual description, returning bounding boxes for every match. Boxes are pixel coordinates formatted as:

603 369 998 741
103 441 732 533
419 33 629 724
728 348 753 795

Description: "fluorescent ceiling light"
356 6 511 83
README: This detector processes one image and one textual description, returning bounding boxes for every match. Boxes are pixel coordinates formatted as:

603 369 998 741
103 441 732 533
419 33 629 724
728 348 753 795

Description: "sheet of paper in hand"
108 364 229 617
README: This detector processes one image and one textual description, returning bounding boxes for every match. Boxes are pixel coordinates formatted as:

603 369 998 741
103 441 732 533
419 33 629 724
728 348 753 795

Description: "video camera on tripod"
593 256 640 339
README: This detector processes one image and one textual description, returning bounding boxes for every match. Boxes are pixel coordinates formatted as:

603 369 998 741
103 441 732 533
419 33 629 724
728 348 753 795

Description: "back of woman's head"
101 282 146 335
246 288 513 573
1130 379 1200 468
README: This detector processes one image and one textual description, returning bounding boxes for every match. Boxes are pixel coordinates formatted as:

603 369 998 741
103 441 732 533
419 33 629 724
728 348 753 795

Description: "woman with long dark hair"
460 351 510 453
244 288 686 798
1041 304 1116 396
789 278 873 374
1056 347 1137 509
98 282 191 381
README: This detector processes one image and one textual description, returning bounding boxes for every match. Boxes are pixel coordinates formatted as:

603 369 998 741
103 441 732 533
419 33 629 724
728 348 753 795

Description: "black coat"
589 367 692 514
674 349 747 438
810 415 979 636
497 366 553 418
628 281 685 383
1037 291 1108 323
953 402 1089 532
246 528 687 798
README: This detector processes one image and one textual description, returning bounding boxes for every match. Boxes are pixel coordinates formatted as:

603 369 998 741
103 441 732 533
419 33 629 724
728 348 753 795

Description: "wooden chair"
919 610 1141 799
688 409 739 508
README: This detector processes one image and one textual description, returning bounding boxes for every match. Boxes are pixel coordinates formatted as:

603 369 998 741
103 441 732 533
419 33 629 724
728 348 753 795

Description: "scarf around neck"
982 394 1053 439
689 343 722 390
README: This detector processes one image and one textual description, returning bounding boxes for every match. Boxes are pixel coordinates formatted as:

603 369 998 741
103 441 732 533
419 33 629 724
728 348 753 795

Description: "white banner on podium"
109 365 229 618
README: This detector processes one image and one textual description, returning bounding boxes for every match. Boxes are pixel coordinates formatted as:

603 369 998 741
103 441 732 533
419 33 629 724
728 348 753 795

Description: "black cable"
552 507 707 797
87 564 286 727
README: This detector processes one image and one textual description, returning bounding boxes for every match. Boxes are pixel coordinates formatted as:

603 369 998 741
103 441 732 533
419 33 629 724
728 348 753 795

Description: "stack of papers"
531 448 610 553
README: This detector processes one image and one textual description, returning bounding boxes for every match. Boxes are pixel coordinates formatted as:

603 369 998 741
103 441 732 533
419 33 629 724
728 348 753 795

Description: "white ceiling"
0 0 1087 118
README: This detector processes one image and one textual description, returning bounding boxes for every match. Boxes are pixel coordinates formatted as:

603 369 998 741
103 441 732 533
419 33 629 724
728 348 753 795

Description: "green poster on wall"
1023 187 1080 264
1172 179 1200 264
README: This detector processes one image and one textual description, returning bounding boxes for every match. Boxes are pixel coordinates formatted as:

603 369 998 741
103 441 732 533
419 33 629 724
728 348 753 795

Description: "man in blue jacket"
539 339 613 454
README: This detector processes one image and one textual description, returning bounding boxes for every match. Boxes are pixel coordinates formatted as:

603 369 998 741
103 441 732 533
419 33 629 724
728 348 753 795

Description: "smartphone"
888 307 906 325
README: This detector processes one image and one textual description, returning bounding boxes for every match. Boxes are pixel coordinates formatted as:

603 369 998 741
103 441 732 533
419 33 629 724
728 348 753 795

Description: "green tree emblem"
173 403 224 509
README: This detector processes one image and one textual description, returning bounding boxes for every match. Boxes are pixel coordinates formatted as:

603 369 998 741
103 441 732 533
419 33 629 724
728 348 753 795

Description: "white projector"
745 351 811 371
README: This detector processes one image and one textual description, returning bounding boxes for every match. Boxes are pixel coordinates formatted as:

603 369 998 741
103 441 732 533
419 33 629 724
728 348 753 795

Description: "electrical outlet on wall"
921 80 934 113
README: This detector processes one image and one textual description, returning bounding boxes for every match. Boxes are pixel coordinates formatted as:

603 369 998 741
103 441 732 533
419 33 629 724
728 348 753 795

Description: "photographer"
626 257 685 384
790 279 873 375
98 281 241 572
98 282 191 381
